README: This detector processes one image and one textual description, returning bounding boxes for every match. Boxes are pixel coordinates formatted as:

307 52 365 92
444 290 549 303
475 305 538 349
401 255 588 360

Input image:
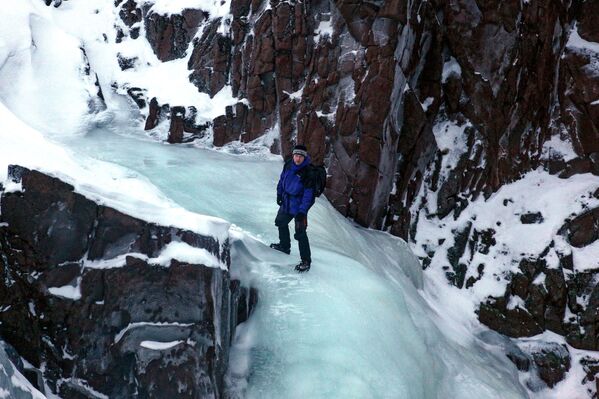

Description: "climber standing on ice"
270 144 316 272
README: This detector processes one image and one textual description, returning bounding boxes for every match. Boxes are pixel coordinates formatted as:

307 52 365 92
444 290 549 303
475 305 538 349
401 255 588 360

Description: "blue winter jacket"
277 156 315 216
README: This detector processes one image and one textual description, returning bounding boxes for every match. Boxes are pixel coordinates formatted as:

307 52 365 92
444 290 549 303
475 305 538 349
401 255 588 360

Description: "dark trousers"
275 210 311 263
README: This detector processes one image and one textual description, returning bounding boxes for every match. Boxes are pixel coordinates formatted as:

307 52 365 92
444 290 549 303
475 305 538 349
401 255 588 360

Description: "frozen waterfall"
52 127 527 399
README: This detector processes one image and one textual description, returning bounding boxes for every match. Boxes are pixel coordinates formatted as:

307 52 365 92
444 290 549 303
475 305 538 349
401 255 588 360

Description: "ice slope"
54 127 528 399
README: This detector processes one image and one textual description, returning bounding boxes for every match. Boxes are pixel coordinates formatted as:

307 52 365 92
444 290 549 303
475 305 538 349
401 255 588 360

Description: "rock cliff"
0 165 256 398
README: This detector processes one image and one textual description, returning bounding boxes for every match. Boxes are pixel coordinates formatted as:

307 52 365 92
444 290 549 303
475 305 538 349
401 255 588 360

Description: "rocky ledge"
0 165 256 398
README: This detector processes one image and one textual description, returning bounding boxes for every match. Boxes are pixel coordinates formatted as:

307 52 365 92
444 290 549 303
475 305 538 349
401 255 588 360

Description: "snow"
118 52 238 119
115 322 193 343
572 242 599 272
9 373 45 399
415 168 599 311
442 56 462 83
433 119 469 155
82 242 226 270
140 340 183 350
542 134 578 162
507 295 526 310
152 241 226 270
0 0 102 136
510 331 597 399
314 20 333 42
567 24 599 54
431 119 471 186
283 86 304 101
532 272 546 287
421 96 434 112
61 379 109 399
0 0 239 145
48 282 82 301
0 101 230 244
141 0 231 18
2 181 22 194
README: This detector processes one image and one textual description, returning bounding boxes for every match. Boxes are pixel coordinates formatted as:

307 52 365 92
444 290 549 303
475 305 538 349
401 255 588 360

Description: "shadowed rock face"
0 166 256 398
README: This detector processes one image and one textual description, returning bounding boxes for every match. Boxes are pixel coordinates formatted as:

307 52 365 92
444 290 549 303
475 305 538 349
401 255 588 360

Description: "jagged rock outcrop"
145 8 205 62
0 166 256 398
188 18 232 97
517 341 572 390
144 97 209 143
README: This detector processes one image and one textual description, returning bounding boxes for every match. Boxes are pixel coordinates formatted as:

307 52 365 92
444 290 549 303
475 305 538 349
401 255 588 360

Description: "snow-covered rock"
0 165 256 398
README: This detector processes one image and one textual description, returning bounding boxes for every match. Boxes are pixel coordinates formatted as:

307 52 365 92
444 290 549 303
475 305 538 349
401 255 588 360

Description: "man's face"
293 154 305 165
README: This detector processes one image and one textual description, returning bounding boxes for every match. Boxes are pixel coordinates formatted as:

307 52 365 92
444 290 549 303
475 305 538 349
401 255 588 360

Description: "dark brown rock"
188 18 232 97
520 212 544 224
580 356 599 396
144 97 162 130
145 8 205 62
564 208 599 248
118 0 141 28
446 222 473 288
530 344 571 388
126 87 147 109
1 167 96 266
478 298 544 338
0 166 254 398
168 106 185 144
212 102 248 147
577 0 599 43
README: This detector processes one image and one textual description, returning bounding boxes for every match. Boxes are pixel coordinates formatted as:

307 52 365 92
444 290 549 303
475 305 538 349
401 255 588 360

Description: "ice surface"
0 101 230 243
49 127 529 399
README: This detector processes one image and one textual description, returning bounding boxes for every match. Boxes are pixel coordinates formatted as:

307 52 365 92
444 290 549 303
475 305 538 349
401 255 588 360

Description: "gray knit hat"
292 144 308 157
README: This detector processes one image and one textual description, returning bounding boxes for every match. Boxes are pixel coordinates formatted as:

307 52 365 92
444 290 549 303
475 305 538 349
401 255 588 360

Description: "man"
270 144 315 272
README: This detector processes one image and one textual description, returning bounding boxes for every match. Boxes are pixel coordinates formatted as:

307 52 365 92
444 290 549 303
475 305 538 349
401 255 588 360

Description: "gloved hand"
295 213 307 231
277 195 283 206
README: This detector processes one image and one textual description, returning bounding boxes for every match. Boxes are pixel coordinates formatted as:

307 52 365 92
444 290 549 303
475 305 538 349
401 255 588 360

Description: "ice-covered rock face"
0 166 256 398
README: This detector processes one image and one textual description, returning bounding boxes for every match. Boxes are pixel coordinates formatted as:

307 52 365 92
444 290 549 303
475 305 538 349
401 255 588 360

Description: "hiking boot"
295 260 311 273
270 243 290 255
